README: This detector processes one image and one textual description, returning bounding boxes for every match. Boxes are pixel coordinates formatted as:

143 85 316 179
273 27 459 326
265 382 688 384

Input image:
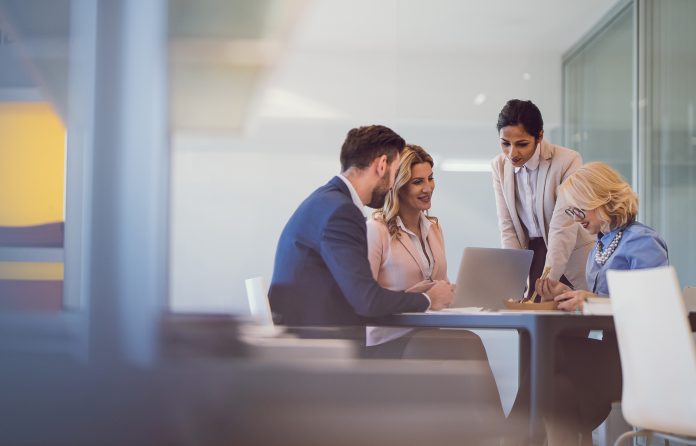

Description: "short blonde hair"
372 144 437 237
560 162 638 233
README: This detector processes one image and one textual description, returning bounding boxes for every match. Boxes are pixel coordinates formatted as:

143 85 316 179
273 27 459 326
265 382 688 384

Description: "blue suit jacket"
269 176 429 327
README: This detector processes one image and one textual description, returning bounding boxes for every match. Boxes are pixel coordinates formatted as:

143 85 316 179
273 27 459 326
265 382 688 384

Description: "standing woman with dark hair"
490 99 594 298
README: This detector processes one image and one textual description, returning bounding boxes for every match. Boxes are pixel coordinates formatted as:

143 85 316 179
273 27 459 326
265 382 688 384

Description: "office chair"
607 266 696 446
683 286 696 313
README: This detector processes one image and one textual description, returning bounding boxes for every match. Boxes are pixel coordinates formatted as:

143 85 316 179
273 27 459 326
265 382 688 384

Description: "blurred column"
88 0 169 365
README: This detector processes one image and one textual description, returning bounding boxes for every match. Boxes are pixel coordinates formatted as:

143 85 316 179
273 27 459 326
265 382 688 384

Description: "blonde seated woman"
363 145 490 362
537 161 669 305
363 145 519 443
535 162 669 446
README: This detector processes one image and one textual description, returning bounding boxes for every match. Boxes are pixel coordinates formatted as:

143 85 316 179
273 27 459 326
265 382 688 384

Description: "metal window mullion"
635 0 652 224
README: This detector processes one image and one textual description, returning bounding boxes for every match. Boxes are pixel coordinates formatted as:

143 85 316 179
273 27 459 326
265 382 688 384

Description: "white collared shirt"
337 174 367 217
396 214 435 281
514 145 543 238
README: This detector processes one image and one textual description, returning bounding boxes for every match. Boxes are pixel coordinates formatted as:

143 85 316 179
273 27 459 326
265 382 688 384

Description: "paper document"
582 297 612 315
425 307 483 314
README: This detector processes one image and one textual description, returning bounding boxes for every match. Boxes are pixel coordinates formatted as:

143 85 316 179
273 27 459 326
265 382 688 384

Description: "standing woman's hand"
535 277 571 301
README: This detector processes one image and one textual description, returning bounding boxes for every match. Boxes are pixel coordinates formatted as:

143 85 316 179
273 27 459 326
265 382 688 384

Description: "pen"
527 265 552 303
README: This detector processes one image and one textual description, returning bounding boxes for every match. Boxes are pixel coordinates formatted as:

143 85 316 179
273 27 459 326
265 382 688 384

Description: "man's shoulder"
303 179 354 212
289 178 362 229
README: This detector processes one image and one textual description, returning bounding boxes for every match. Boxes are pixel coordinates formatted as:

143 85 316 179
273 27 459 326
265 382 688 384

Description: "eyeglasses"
565 207 586 220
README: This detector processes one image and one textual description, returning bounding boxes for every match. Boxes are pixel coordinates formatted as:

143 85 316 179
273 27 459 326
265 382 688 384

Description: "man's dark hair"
340 125 406 172
496 99 544 140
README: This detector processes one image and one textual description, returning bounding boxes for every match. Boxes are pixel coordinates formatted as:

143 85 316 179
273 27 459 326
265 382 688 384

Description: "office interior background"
1 0 695 444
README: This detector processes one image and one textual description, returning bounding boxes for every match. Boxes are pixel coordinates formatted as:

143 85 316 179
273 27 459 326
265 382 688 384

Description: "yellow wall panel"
0 261 64 280
0 102 66 226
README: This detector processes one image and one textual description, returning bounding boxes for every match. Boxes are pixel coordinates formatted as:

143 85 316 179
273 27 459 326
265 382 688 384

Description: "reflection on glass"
647 0 696 287
0 3 68 311
563 3 634 183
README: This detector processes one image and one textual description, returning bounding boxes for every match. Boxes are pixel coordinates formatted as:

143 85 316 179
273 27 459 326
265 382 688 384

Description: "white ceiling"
241 0 622 138
169 0 624 153
291 0 621 53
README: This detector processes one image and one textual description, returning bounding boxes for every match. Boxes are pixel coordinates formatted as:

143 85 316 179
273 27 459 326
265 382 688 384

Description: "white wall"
169 48 563 314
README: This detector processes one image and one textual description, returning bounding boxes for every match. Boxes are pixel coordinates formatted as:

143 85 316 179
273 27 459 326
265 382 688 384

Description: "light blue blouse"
586 221 669 296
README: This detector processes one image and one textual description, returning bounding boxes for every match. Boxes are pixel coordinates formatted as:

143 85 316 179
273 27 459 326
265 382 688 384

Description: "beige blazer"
365 216 447 345
490 140 594 289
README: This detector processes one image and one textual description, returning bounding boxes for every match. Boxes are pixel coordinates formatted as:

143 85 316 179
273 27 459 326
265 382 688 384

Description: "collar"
598 224 629 246
337 174 364 210
396 213 432 238
513 143 541 174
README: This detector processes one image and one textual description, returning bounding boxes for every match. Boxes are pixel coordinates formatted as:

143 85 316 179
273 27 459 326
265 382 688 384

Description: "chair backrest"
607 266 696 437
683 286 696 312
245 276 274 326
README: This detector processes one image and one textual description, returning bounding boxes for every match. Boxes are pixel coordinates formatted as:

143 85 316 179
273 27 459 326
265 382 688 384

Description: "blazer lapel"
536 142 552 241
503 160 528 247
397 235 430 280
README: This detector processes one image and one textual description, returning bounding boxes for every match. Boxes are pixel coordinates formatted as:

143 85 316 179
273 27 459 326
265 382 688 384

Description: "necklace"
594 230 624 265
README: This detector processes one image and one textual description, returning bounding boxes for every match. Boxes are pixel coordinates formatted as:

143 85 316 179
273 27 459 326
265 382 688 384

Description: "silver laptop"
452 247 533 310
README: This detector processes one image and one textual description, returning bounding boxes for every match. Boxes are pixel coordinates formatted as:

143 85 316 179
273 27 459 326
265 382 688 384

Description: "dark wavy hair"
496 99 544 140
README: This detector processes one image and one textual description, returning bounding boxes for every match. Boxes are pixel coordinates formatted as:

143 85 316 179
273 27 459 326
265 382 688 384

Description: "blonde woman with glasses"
535 161 669 446
536 161 669 309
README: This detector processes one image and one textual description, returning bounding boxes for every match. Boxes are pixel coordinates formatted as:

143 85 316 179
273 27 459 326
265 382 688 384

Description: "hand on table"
554 290 596 312
423 280 455 311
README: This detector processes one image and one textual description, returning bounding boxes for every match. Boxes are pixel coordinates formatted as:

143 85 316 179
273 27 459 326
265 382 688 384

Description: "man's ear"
538 130 544 142
374 154 388 177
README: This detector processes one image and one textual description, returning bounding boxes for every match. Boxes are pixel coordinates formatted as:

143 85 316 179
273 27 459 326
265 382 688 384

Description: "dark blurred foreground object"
159 313 248 360
0 279 63 311
1 349 506 445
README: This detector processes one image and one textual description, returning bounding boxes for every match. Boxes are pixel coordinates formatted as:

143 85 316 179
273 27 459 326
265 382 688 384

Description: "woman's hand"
535 278 572 301
554 290 596 312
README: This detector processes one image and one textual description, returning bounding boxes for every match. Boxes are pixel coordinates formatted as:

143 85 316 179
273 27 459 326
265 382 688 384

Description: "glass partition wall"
563 0 696 287
563 2 634 183
644 0 696 287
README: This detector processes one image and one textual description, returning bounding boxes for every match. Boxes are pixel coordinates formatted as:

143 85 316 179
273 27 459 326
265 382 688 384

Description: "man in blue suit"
269 125 454 331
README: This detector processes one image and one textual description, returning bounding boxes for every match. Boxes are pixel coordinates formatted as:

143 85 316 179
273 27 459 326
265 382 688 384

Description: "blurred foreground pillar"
88 0 169 365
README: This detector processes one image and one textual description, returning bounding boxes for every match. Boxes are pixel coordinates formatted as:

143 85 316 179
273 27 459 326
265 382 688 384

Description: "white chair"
244 276 274 327
606 266 696 446
684 286 696 313
243 276 355 359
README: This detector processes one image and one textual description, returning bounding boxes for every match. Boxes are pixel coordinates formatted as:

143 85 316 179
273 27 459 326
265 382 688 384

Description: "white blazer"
490 140 594 289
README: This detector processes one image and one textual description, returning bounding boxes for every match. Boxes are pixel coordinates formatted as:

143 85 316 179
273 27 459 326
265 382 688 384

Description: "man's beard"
367 172 390 208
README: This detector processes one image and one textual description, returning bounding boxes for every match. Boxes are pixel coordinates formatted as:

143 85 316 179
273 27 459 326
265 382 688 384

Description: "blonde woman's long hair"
372 144 437 238
559 162 638 233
